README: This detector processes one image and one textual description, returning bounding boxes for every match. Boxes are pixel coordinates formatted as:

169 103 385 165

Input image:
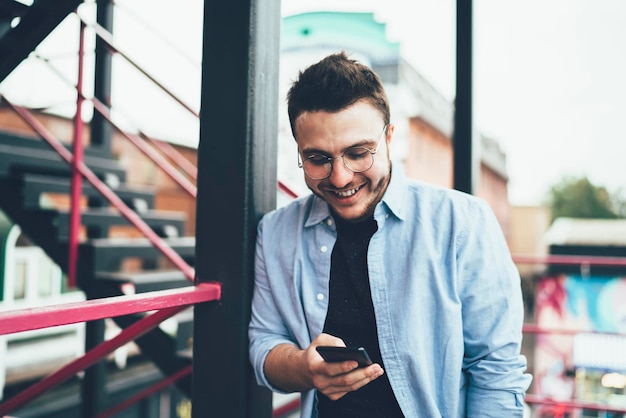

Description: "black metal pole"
91 0 114 152
453 0 473 194
193 0 280 417
81 1 115 416
81 317 108 417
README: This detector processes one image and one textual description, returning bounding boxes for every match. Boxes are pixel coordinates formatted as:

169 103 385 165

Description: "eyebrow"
301 139 377 156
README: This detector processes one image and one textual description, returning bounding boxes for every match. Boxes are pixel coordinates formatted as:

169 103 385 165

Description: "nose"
327 157 354 188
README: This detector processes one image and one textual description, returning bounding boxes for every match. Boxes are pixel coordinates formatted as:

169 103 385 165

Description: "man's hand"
264 333 384 400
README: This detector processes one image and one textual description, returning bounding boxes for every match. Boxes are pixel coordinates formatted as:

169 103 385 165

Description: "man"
249 52 531 417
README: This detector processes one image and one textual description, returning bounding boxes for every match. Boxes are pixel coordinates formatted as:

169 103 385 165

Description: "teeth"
335 186 360 197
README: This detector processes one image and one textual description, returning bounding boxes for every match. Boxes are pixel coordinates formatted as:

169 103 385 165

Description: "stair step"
0 131 115 160
0 142 126 183
79 237 195 272
95 269 190 293
23 207 185 240
11 173 156 211
177 348 192 359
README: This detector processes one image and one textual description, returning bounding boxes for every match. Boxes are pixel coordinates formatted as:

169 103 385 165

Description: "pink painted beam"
147 137 198 181
68 20 87 288
0 283 220 336
525 394 626 414
513 253 626 267
277 180 299 199
272 398 301 418
522 323 626 337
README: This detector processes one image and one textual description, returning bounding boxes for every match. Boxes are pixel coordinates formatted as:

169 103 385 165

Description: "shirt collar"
304 167 408 227
378 167 407 222
304 195 331 227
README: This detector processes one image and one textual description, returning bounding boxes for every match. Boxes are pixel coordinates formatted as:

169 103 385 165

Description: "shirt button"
316 293 325 301
326 219 333 226
320 245 328 253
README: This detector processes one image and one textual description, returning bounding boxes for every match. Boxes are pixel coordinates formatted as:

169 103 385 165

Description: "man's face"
294 100 393 222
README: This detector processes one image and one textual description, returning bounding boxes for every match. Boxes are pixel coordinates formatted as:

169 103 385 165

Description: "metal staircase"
0 0 199 413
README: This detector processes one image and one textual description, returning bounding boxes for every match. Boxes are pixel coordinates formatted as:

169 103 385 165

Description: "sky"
2 0 625 206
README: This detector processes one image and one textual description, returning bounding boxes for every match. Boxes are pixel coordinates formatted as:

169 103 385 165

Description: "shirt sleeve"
248 216 298 394
456 198 532 417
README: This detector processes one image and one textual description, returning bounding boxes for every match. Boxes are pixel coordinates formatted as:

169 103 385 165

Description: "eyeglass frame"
297 124 389 180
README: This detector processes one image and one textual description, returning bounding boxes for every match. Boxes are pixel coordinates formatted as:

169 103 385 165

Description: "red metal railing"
0 283 220 415
145 136 198 181
68 19 87 287
272 398 301 418
513 253 626 268
524 394 626 415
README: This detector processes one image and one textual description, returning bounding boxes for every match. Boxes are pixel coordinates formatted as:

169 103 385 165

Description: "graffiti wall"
535 274 626 403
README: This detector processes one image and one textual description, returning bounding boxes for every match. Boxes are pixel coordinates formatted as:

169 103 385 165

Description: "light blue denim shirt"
249 170 532 417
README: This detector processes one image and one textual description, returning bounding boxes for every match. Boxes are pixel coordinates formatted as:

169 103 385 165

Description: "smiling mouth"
333 185 363 198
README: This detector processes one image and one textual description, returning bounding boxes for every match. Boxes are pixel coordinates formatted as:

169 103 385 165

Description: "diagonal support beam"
0 0 83 83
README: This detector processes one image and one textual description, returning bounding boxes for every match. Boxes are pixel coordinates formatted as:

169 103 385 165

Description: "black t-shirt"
317 215 404 418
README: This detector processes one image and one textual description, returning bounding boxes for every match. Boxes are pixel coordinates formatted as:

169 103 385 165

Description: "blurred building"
510 205 552 276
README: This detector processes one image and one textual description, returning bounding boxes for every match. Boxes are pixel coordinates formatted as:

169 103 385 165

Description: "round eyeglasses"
298 125 388 180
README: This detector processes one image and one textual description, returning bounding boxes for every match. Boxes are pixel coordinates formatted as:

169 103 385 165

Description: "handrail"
68 19 87 288
1 96 196 280
277 179 299 199
0 282 220 416
31 53 198 198
144 135 198 181
523 323 626 337
513 253 626 267
273 398 301 418
0 283 219 335
96 364 193 418
524 395 626 415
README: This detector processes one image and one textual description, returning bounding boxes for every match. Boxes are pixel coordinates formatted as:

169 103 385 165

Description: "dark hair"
286 51 390 137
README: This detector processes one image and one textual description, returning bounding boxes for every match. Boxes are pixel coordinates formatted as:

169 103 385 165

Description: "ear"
386 124 395 144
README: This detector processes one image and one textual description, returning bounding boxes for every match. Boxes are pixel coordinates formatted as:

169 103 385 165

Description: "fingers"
305 334 383 399
314 363 384 400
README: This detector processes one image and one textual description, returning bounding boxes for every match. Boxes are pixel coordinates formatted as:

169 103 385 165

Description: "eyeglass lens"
299 125 387 180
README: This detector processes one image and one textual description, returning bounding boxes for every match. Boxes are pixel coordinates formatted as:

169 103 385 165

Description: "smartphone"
315 346 373 368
